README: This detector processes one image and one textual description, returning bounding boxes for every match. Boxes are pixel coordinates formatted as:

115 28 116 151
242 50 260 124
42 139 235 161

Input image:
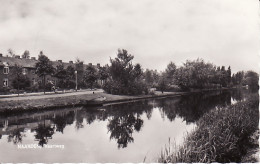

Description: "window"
22 68 27 75
3 78 8 87
3 66 9 74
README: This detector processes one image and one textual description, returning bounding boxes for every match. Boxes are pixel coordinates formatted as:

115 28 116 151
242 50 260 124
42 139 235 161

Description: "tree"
75 58 85 88
144 69 154 86
220 66 227 87
83 65 98 89
232 71 244 86
66 65 75 79
227 66 231 86
98 65 109 86
152 70 160 86
22 50 30 59
65 65 76 89
7 48 15 57
244 71 259 91
35 51 54 94
165 62 176 85
109 49 134 84
104 49 147 95
174 59 215 90
133 63 142 80
174 66 190 90
12 64 30 96
158 76 167 93
54 64 67 91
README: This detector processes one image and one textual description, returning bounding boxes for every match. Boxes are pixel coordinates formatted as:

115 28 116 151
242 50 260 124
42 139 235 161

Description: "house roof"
0 56 99 70
0 56 37 68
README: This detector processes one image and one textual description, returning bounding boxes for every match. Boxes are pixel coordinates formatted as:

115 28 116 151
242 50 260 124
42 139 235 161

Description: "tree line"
8 49 259 95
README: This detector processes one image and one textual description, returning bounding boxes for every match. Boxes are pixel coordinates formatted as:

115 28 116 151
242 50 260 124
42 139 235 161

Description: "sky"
0 0 259 73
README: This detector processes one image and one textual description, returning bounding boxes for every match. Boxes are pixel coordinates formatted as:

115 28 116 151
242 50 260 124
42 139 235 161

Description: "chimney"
31 57 36 60
69 61 73 64
0 53 2 57
15 55 20 59
89 63 92 66
97 63 100 68
58 60 62 63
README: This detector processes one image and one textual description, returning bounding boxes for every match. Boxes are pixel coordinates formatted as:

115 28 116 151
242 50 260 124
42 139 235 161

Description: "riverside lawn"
0 90 184 112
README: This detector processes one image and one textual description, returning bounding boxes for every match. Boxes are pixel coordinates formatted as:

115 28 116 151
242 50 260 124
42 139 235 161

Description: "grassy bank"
0 91 184 112
159 94 259 163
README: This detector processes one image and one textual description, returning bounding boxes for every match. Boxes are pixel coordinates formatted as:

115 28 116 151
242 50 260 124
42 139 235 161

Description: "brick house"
0 53 101 92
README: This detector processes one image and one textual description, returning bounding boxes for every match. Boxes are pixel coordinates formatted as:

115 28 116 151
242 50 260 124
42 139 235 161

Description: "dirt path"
0 89 103 101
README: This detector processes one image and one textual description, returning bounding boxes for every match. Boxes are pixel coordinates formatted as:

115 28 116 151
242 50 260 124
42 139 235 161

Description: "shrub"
39 82 53 91
103 80 148 95
0 87 10 95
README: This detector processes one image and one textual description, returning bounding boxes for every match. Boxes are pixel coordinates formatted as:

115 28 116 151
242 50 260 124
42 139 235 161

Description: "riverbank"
0 90 188 112
158 94 259 163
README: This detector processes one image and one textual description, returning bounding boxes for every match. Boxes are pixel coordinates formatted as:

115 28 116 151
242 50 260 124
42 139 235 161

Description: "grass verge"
159 94 259 163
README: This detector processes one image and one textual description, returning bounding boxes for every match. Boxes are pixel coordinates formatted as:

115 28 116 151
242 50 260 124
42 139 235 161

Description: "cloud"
0 0 259 73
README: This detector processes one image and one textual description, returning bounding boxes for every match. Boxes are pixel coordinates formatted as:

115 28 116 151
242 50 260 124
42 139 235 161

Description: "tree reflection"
156 91 234 124
52 115 67 133
2 89 251 149
174 91 232 123
157 98 178 121
34 123 54 147
107 114 143 148
7 126 25 144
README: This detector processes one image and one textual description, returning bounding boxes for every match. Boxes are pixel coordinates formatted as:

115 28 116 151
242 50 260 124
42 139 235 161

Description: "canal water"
0 89 250 162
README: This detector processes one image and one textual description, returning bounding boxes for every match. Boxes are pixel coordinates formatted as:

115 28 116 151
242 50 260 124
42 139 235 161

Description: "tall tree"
35 51 54 94
98 65 109 86
165 62 176 85
133 63 142 81
220 66 227 87
158 75 167 93
104 49 147 95
54 64 67 90
144 69 153 86
83 65 98 89
12 64 30 96
75 58 84 88
226 66 231 86
65 65 76 89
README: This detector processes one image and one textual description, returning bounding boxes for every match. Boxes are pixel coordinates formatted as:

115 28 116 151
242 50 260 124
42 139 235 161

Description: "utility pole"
75 70 78 91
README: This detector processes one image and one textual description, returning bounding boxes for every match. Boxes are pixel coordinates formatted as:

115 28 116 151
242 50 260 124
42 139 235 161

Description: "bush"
0 87 10 95
25 85 39 92
103 80 148 95
159 94 259 163
65 80 76 89
39 82 53 91
165 85 182 92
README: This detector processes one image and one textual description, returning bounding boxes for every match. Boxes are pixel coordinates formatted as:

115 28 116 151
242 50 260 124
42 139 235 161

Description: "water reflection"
34 123 54 147
8 126 25 145
108 114 143 148
0 89 252 160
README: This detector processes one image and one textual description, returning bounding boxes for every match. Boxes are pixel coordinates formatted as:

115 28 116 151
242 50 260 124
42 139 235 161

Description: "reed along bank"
159 93 259 163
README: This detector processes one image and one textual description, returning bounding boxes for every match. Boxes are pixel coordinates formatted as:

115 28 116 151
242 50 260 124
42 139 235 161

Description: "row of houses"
0 53 100 91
